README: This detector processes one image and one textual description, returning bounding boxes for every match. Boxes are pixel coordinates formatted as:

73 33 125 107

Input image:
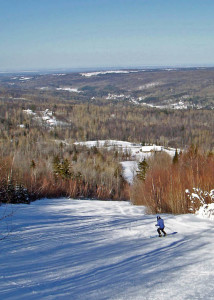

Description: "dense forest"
0 68 213 213
0 99 213 149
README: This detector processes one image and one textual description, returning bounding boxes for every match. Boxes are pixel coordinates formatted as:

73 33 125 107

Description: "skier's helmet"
157 215 161 220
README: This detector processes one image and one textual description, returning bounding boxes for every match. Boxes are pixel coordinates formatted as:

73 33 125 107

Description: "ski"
150 232 178 238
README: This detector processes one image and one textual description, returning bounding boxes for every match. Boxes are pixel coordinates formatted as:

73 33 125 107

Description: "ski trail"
1 198 214 299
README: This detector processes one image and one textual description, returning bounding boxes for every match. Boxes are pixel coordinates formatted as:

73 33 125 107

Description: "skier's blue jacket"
156 219 165 229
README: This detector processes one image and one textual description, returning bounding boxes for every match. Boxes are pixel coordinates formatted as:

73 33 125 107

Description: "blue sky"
0 0 214 70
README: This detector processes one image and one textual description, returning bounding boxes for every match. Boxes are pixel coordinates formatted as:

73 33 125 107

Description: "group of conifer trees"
0 142 130 204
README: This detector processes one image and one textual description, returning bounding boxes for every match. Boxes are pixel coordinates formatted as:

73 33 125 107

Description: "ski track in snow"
0 198 214 299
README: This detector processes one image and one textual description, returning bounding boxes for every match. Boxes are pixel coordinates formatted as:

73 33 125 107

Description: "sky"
0 0 214 71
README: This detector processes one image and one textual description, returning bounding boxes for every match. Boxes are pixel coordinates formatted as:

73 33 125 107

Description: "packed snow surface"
1 198 214 300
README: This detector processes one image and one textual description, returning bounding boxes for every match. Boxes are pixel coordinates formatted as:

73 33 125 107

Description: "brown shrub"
131 148 214 214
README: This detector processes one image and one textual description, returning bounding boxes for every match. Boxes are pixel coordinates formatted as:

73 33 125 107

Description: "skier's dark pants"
157 228 166 236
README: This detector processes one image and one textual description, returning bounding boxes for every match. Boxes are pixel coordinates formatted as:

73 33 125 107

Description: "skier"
155 216 167 237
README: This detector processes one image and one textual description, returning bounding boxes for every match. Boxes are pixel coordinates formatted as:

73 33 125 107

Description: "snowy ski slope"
1 198 214 299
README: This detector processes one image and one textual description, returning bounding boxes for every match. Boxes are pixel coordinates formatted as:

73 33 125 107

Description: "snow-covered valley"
1 198 214 299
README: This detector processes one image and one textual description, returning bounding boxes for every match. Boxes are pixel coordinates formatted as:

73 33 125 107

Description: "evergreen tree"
52 155 61 178
72 153 77 162
30 160 36 169
60 158 72 179
52 155 72 180
173 149 179 164
136 158 149 181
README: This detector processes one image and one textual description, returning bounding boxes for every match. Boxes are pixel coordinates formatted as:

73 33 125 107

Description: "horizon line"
1 64 214 74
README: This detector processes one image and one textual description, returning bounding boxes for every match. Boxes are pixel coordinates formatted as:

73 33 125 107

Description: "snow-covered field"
75 140 177 184
23 109 66 127
1 198 214 300
74 140 177 159
81 70 138 77
56 87 81 93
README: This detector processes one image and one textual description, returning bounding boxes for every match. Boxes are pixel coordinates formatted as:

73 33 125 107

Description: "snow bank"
196 190 214 219
196 203 214 220
186 188 214 213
